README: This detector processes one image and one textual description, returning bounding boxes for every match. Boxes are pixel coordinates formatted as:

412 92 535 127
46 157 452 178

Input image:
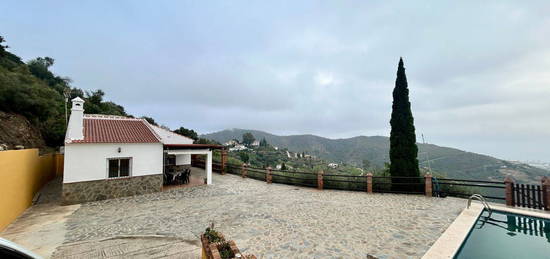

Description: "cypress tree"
389 57 420 192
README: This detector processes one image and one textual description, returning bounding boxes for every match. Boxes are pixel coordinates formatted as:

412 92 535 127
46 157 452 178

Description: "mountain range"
202 128 549 184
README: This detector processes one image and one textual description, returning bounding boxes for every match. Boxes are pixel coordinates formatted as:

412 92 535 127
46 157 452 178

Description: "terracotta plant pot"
201 235 243 259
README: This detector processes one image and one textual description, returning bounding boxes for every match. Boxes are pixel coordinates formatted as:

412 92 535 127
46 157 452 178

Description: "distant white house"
224 139 239 146
328 163 339 169
63 97 222 204
229 144 248 152
251 140 260 147
275 164 291 170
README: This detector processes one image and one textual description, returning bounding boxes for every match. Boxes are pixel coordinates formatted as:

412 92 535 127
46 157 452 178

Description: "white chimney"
66 97 85 142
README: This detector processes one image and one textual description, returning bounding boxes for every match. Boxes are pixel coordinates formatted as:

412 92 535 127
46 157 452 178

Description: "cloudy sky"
3 1 550 161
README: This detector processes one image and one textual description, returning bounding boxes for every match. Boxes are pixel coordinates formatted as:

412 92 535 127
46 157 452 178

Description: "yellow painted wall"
0 149 62 231
55 153 64 176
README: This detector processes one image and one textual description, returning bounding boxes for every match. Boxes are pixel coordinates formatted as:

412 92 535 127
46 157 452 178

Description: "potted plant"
200 224 255 259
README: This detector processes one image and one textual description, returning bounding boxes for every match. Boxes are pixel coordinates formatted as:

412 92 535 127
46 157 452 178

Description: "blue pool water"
455 209 550 259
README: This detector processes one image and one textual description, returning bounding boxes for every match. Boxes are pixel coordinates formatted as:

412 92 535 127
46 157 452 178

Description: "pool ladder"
467 194 492 218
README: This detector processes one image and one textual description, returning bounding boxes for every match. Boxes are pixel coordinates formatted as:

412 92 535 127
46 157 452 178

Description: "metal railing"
207 160 429 195
190 158 548 211
468 194 493 218
433 178 506 201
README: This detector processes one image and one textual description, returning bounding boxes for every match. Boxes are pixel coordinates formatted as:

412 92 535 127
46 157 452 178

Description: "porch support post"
206 151 212 185
241 163 247 178
542 176 549 211
504 176 514 206
366 173 373 193
317 170 324 190
221 148 227 175
424 173 433 197
266 167 272 184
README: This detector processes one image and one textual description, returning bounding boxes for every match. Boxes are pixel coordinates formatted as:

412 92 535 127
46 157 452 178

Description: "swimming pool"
454 209 550 258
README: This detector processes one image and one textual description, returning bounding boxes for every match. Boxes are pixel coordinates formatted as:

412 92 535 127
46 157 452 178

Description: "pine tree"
260 138 268 147
389 57 420 192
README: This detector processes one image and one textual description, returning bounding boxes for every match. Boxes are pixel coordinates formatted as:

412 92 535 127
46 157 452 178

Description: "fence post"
221 149 227 175
424 173 433 197
366 173 373 193
317 170 324 190
266 167 272 184
504 176 515 207
241 163 247 178
542 176 549 211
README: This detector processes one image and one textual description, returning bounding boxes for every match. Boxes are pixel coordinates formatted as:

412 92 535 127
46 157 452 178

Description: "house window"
108 158 131 178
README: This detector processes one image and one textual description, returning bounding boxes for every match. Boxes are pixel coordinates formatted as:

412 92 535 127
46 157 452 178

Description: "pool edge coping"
421 203 483 259
490 203 550 220
422 202 550 259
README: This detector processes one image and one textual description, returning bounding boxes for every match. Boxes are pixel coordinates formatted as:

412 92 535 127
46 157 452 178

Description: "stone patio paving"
57 173 464 258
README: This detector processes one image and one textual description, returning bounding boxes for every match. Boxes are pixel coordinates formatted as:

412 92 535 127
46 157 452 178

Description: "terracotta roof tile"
72 118 160 143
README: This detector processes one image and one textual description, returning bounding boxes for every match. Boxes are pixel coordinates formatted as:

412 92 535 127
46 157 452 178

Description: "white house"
62 97 222 204
224 139 239 146
328 163 339 169
229 144 248 152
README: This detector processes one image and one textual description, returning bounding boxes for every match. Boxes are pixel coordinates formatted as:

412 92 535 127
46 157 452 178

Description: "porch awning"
164 144 224 149
166 149 211 155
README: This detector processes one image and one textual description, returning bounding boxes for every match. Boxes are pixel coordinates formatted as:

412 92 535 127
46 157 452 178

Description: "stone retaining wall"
62 174 162 204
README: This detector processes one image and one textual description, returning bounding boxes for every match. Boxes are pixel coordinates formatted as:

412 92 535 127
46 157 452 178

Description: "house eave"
164 144 224 149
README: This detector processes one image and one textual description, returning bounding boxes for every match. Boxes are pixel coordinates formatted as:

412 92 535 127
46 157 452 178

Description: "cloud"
3 0 550 160
314 72 335 86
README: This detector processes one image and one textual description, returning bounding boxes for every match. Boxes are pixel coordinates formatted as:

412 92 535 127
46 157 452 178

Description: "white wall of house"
64 142 163 183
175 154 191 165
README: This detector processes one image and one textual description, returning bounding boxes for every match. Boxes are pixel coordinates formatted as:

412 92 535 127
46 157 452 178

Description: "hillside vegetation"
202 129 550 184
0 35 218 149
223 145 364 176
0 36 129 148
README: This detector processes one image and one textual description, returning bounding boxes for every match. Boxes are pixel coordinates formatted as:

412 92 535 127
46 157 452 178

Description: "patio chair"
183 168 191 184
174 171 183 185
163 173 168 185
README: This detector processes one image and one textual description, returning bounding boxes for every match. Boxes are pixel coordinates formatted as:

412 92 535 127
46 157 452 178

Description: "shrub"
204 225 225 243
216 241 235 259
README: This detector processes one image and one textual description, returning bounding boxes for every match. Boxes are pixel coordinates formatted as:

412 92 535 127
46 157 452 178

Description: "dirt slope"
0 111 46 149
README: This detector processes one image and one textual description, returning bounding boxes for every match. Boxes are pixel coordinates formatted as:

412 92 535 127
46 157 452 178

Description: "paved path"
0 177 80 258
52 236 201 259
1 173 466 258
59 173 464 258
